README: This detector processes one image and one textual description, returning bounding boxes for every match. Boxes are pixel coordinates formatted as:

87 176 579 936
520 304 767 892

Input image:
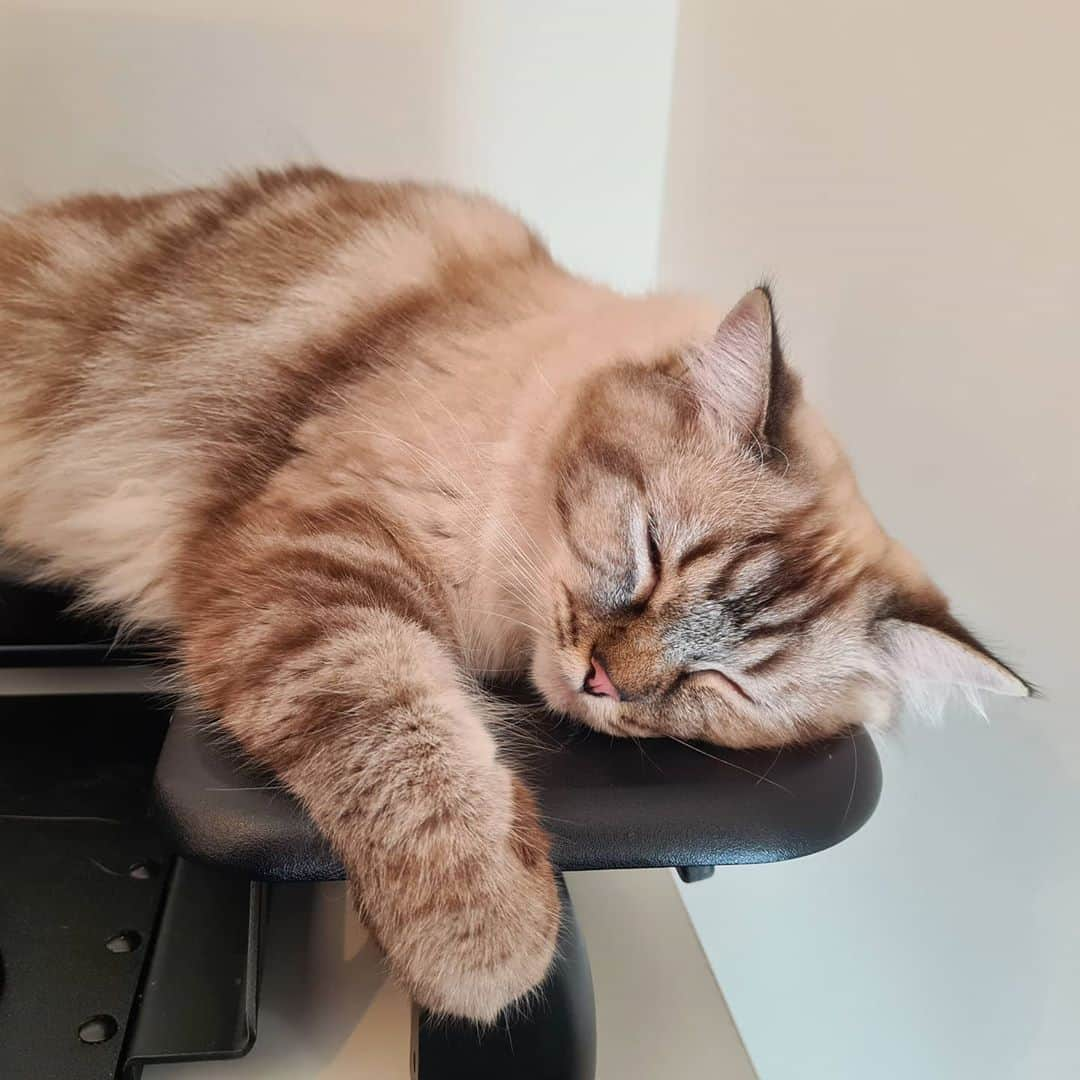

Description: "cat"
0 167 1029 1021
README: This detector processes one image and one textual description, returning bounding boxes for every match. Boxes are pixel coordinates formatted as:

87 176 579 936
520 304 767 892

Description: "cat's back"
0 169 562 612
0 166 549 487
1 168 542 364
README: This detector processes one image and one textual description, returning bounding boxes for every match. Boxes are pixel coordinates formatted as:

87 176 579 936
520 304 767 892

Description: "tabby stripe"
678 532 728 573
561 584 581 647
741 570 864 642
242 542 445 630
255 685 367 776
271 500 435 584
204 245 538 524
201 284 445 519
579 437 647 494
90 171 320 337
290 567 440 636
215 610 363 714
704 534 783 600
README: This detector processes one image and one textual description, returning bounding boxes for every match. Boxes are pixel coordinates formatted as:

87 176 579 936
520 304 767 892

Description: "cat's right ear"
682 287 799 450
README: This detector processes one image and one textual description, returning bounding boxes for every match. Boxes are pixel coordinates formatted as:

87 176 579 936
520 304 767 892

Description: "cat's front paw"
360 778 560 1023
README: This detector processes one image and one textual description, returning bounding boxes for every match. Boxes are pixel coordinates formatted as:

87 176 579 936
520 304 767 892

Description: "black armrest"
153 687 881 880
0 578 882 876
0 579 149 666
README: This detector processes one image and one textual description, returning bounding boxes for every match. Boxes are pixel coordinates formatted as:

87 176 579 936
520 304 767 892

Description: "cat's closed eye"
686 667 756 704
626 513 662 608
646 518 662 579
668 666 754 704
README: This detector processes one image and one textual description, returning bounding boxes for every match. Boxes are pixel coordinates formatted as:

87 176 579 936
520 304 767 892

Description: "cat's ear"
697 288 773 437
685 286 798 448
880 618 1031 697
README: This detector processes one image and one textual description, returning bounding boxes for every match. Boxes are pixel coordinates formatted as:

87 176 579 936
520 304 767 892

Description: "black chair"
0 578 882 1079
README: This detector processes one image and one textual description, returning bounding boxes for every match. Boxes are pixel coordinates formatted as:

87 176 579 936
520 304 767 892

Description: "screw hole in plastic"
78 1014 118 1044
105 930 142 954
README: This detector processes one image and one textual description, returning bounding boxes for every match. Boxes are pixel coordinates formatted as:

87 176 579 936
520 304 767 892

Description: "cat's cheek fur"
529 638 581 715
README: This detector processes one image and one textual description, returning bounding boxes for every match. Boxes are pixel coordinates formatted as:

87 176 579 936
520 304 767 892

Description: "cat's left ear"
880 618 1031 697
686 286 799 447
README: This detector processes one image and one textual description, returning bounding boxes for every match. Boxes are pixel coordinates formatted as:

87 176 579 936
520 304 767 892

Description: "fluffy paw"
356 779 560 1023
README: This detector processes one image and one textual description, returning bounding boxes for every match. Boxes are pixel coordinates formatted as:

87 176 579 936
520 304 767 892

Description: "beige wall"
0 0 677 291
663 3 1079 1078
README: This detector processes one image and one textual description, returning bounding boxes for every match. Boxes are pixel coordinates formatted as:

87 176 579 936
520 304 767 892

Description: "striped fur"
0 168 1026 1020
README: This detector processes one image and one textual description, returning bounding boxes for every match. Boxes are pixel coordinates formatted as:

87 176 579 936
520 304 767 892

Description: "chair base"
0 695 173 1080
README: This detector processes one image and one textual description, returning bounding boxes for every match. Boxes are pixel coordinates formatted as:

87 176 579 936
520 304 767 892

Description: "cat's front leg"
177 529 560 1022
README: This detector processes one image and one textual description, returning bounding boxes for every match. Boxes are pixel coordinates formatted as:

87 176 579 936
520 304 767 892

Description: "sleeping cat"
0 167 1028 1021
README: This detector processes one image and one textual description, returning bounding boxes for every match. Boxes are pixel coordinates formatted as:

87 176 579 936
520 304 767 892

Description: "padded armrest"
153 687 881 880
1 578 882 876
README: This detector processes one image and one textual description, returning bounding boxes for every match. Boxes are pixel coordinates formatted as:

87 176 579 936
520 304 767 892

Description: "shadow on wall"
0 5 458 203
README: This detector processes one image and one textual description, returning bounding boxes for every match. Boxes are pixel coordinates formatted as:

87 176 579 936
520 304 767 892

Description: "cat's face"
530 289 1028 747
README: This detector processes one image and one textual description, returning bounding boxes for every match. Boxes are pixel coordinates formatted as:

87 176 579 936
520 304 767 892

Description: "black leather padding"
0 579 882 878
154 688 882 881
0 578 151 666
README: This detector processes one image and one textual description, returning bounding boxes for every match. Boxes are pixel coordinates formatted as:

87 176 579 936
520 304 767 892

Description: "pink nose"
584 657 620 701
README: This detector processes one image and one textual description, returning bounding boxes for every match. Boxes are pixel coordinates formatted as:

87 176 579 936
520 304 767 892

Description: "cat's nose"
583 656 620 701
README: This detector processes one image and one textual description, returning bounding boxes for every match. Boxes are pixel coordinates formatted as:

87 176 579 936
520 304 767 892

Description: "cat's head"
530 287 1029 747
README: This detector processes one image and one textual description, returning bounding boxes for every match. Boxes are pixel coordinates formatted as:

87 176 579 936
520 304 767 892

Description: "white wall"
0 0 678 291
662 3 1079 1078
